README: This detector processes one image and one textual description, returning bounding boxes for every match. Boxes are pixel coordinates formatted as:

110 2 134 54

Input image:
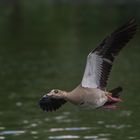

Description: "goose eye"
54 90 58 94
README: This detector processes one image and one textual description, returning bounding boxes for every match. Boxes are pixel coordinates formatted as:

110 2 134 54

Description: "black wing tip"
90 18 137 55
127 17 137 31
117 18 137 34
38 95 66 112
128 17 136 23
128 17 137 25
39 95 56 112
122 17 137 27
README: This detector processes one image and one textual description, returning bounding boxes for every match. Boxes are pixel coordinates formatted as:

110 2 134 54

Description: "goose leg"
106 94 122 102
102 94 122 109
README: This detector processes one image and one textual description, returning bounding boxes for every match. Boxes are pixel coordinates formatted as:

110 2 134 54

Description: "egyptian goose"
39 19 137 112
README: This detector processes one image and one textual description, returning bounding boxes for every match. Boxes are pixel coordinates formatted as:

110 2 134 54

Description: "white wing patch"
81 53 103 88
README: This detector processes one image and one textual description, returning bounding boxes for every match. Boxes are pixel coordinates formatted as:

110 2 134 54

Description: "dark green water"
0 1 140 140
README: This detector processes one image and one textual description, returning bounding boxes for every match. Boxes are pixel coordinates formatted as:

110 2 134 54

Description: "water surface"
0 1 140 140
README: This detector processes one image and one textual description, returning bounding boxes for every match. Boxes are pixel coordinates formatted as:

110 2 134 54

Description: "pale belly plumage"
79 96 107 109
67 86 108 109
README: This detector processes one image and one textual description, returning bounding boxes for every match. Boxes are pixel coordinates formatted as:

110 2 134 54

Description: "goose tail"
109 86 123 98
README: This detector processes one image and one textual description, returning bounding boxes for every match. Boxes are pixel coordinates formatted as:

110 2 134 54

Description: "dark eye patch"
54 89 58 93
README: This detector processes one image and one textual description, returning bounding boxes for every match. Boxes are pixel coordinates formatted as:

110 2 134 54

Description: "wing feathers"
39 95 67 112
82 18 137 89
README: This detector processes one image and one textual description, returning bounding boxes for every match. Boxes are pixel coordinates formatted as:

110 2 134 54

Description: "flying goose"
39 19 137 112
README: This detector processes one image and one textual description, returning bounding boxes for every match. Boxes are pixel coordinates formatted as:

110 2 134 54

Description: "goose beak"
46 92 53 96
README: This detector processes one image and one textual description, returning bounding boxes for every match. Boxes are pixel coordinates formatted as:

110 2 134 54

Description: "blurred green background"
0 0 140 140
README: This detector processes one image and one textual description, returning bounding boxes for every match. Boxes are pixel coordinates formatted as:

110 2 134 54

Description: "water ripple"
105 124 131 129
0 130 26 135
30 131 38 135
49 135 80 139
119 110 132 117
128 136 136 139
0 136 5 140
0 127 5 130
83 136 98 139
49 127 91 132
83 133 111 140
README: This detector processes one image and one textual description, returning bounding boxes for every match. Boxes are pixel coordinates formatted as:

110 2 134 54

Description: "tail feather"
103 86 123 108
109 86 123 98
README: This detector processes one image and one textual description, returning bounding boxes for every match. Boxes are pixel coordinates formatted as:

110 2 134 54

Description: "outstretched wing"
39 95 67 112
81 19 137 89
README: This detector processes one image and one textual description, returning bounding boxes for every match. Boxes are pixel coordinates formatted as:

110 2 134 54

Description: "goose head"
45 89 66 99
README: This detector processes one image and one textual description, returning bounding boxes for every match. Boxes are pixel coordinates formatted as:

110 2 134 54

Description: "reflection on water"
0 111 138 140
105 124 131 129
0 128 112 139
49 127 91 132
0 130 25 135
0 123 138 139
0 0 140 140
49 135 80 139
0 136 5 140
